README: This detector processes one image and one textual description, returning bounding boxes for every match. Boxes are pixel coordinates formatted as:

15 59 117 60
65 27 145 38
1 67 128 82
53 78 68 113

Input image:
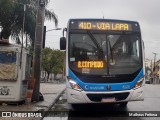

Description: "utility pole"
20 4 26 69
22 5 26 47
153 52 158 84
32 0 45 102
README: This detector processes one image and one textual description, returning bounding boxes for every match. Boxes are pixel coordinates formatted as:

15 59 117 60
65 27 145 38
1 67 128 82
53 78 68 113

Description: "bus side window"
132 40 139 57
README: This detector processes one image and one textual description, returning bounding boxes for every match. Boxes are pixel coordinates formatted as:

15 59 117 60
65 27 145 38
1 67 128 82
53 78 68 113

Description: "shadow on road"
69 103 128 117
67 104 156 120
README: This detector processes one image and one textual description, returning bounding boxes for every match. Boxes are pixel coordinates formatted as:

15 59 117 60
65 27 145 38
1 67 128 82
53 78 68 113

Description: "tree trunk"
54 74 57 80
1 29 11 39
44 71 47 78
47 72 50 82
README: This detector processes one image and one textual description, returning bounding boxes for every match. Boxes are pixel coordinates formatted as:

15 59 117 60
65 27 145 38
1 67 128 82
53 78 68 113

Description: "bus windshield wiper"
87 31 104 59
108 39 114 64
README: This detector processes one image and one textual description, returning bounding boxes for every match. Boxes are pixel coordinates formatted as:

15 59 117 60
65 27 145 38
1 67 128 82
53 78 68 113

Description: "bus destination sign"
78 22 132 31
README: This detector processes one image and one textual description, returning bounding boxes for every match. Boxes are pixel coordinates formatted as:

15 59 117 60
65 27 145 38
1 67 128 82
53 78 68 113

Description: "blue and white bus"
60 19 145 107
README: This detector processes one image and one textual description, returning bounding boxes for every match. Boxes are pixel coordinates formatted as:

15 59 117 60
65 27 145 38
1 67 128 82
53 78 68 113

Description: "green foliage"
52 50 65 75
41 47 53 74
0 0 58 45
41 48 65 79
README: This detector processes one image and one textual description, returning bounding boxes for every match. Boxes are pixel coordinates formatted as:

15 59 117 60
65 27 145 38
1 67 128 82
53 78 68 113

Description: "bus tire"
71 104 78 110
119 102 128 107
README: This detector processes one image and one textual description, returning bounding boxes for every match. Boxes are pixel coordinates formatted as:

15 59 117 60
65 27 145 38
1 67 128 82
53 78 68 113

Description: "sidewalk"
0 82 66 120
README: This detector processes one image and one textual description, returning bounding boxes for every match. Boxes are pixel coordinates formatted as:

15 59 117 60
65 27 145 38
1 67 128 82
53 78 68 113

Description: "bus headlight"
68 79 82 91
134 77 144 89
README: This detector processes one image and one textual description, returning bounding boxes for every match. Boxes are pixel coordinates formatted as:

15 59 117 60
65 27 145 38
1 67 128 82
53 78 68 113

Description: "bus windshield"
69 31 142 75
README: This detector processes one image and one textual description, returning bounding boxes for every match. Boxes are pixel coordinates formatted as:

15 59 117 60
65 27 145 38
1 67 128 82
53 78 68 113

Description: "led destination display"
69 20 141 31
77 61 104 68
78 22 132 31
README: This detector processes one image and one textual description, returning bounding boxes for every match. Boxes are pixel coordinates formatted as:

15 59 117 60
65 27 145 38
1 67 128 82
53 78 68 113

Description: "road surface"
44 84 160 120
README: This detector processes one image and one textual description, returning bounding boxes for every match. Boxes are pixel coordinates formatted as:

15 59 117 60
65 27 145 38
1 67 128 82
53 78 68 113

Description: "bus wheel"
119 102 128 107
71 104 79 110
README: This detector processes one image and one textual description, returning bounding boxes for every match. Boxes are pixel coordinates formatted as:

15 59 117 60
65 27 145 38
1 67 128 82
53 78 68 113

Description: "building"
145 59 152 69
154 60 160 78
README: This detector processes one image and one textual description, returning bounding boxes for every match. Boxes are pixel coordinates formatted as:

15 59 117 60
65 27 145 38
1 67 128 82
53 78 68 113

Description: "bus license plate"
101 97 115 103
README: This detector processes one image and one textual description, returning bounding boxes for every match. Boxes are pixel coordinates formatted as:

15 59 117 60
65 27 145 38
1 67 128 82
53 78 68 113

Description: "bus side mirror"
60 37 66 50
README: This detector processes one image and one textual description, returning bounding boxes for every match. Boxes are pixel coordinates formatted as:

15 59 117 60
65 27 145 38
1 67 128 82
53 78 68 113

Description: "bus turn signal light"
134 77 144 89
69 79 82 91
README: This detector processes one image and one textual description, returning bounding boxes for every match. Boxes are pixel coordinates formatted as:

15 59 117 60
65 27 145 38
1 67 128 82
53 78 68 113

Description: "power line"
47 35 61 37
146 47 160 48
45 41 58 43
145 41 160 43
46 28 62 32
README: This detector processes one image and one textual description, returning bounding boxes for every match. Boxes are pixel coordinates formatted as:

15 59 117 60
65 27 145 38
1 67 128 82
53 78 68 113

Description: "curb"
40 88 66 119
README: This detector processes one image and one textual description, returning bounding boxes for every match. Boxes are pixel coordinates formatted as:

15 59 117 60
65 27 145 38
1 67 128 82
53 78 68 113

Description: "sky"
44 0 160 60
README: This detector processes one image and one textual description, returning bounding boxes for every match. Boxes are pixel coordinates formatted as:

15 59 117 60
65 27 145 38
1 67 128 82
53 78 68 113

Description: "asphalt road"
44 84 160 120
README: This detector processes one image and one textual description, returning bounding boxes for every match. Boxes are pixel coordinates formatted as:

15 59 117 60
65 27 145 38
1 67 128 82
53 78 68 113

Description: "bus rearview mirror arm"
60 28 67 50
63 28 67 37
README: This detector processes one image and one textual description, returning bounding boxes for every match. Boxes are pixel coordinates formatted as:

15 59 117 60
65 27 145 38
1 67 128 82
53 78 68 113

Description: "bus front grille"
86 92 129 102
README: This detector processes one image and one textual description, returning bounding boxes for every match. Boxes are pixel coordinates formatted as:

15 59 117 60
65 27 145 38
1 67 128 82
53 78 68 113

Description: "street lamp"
46 28 62 32
42 27 62 48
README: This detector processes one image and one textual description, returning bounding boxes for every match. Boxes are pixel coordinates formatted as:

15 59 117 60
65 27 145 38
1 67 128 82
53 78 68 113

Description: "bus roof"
68 18 139 24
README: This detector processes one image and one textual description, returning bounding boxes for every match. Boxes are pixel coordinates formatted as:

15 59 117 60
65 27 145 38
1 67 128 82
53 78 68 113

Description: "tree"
41 47 53 80
41 48 65 81
0 0 57 46
51 50 65 79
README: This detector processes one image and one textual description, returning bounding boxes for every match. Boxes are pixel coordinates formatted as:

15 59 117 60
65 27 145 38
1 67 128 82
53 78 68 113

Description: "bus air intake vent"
86 92 129 102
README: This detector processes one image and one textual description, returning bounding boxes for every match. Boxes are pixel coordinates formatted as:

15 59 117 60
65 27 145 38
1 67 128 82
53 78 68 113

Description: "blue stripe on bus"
68 69 144 92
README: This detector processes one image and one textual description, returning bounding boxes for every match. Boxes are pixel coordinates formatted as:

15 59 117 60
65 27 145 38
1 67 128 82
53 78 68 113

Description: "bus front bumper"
67 87 144 104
